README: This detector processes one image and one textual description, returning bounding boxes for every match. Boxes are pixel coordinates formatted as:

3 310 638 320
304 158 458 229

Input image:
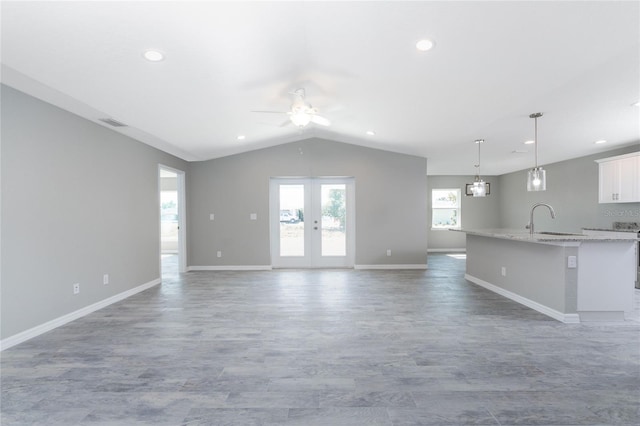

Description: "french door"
270 178 355 268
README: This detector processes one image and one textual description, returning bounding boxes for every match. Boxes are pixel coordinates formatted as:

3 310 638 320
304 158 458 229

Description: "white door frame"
270 177 355 268
159 164 187 273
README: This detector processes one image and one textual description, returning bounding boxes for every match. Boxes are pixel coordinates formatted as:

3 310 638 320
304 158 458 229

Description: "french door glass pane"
320 184 346 256
279 185 304 256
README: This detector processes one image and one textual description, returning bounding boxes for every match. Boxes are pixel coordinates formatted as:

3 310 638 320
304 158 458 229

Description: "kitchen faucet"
526 203 556 235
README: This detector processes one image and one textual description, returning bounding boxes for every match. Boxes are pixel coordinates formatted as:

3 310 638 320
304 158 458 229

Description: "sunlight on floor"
446 253 467 259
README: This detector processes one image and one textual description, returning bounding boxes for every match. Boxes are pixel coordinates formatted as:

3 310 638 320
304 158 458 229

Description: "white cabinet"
596 152 640 203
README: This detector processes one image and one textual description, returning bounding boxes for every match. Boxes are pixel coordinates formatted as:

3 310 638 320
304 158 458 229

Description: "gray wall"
1 85 188 339
187 138 428 267
497 145 640 232
427 175 501 250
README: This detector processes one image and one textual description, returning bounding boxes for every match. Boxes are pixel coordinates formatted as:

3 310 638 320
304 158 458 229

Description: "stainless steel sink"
538 231 583 236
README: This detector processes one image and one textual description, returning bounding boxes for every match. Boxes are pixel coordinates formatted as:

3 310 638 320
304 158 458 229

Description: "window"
431 188 461 229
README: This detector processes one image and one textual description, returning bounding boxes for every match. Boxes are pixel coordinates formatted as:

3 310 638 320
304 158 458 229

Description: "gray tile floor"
2 254 639 425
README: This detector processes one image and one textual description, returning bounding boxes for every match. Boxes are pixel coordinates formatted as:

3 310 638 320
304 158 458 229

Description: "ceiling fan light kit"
290 109 312 127
253 88 330 128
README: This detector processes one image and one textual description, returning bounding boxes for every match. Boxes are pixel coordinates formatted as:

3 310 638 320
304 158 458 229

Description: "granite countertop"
582 227 639 233
451 228 640 243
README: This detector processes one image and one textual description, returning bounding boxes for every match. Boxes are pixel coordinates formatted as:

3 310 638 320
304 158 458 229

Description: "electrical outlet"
386 249 391 256
567 256 577 268
250 213 257 220
501 267 507 277
103 274 109 285
217 251 222 258
73 283 80 294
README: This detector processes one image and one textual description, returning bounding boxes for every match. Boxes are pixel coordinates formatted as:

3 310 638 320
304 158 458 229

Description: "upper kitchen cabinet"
596 152 640 203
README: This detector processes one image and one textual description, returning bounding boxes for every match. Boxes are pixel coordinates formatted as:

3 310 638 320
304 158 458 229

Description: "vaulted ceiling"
2 1 638 175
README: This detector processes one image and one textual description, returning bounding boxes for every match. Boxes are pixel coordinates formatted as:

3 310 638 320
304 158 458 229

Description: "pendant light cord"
473 139 484 181
530 113 543 168
477 139 482 178
534 115 538 168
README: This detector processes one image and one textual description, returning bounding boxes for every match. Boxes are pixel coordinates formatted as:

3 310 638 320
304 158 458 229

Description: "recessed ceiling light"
524 140 535 145
594 139 607 144
366 130 376 136
237 135 246 140
143 49 165 62
416 39 435 52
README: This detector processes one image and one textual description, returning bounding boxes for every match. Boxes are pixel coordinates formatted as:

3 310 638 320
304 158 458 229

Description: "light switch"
567 256 577 268
209 213 215 221
250 213 257 220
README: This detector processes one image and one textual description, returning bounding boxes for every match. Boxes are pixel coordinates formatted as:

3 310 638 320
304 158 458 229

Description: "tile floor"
1 254 639 425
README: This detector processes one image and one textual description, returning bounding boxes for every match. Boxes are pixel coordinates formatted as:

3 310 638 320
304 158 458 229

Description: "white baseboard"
188 265 272 271
465 274 580 324
355 264 428 270
428 248 466 253
0 278 161 351
190 265 428 271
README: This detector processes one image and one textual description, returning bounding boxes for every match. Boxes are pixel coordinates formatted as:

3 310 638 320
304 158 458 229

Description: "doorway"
270 177 355 268
159 165 186 274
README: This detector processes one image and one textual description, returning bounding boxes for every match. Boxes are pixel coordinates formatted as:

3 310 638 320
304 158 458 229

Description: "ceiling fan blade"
311 115 331 126
251 110 288 114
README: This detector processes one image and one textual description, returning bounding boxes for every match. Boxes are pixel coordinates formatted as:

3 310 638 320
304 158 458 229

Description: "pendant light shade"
527 113 546 191
527 167 546 191
471 139 486 197
472 178 487 197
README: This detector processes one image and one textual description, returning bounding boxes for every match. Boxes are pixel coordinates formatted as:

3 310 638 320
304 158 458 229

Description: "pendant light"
527 112 546 191
471 139 486 197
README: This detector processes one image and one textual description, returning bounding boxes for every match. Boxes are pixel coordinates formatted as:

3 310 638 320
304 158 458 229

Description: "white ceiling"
2 1 639 175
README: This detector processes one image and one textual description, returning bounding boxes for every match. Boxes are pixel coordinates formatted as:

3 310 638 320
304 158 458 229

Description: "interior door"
270 178 354 268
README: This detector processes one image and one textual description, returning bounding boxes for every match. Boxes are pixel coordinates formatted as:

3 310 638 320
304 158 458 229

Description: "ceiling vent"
99 118 127 127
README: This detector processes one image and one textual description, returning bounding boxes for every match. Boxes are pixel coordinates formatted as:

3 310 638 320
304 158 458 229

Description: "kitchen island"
453 229 638 323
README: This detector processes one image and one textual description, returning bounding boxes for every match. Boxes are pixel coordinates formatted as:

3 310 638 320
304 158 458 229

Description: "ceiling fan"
253 88 331 128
